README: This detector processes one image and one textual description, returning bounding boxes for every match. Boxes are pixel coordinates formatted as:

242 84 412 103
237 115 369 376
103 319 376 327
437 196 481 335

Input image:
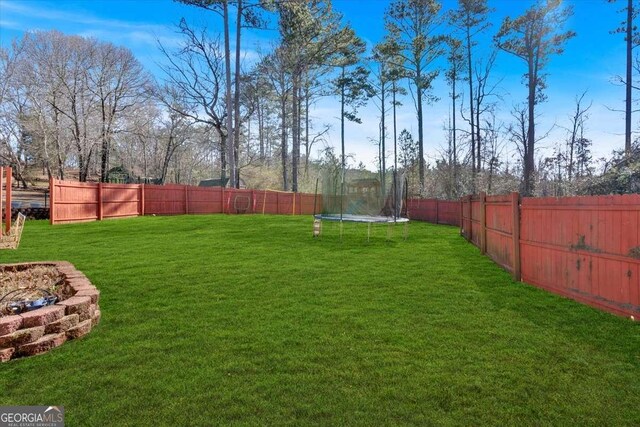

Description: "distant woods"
0 0 638 197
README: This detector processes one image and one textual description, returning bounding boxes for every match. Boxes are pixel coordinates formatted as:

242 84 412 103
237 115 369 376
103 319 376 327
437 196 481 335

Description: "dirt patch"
0 265 72 316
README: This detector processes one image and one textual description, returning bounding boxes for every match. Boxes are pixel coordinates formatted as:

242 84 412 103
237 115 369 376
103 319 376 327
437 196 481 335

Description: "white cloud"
0 20 22 30
1 0 182 50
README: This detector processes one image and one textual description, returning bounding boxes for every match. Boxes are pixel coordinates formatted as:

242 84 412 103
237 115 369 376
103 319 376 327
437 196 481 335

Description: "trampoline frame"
313 214 409 241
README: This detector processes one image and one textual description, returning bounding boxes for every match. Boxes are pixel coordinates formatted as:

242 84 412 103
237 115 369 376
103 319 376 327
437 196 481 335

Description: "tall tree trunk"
304 83 310 175
100 99 108 182
568 113 577 181
476 95 481 172
258 104 265 159
340 66 346 217
466 24 476 182
281 96 288 191
219 133 227 181
160 133 174 184
452 72 457 196
381 74 386 195
233 0 242 188
626 0 633 156
223 1 234 186
52 97 65 180
416 68 425 193
291 72 300 192
393 81 398 175
525 71 536 197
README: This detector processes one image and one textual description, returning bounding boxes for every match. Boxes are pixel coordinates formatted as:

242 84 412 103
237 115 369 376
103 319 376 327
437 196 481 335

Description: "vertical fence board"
4 167 11 233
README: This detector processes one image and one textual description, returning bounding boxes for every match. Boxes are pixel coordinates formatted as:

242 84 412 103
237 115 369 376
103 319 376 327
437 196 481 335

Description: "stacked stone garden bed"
0 262 100 362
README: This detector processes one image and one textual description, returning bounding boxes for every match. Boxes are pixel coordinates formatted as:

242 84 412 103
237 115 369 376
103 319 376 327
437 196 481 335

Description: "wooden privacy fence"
462 192 640 318
50 178 459 224
1 166 12 236
49 179 320 224
407 198 460 226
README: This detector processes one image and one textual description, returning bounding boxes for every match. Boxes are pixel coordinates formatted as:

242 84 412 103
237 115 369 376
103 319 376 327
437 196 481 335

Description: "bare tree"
157 20 228 181
0 45 31 187
88 42 150 182
564 91 592 182
35 33 100 182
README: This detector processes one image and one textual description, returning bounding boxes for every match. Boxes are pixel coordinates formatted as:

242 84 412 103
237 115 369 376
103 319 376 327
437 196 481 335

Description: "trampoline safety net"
314 170 408 223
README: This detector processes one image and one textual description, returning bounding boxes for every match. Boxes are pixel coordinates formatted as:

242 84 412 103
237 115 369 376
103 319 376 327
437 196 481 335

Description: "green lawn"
1 215 638 426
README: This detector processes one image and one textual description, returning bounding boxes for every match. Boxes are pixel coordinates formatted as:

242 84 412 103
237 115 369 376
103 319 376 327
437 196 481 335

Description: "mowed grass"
1 215 639 426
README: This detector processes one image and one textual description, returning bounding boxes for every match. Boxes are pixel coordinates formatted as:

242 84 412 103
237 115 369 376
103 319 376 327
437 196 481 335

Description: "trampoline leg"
313 219 322 238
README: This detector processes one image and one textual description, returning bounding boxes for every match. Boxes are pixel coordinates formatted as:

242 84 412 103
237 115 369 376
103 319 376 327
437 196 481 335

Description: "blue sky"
0 0 631 169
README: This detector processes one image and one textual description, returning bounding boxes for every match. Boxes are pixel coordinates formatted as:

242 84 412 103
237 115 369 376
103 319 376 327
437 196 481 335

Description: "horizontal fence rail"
461 191 640 319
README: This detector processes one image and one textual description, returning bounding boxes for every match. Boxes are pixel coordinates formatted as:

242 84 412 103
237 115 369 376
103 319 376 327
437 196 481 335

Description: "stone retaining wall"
0 262 101 362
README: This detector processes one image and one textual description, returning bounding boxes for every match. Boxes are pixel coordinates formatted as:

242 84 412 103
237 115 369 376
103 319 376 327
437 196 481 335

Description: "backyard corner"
0 215 638 426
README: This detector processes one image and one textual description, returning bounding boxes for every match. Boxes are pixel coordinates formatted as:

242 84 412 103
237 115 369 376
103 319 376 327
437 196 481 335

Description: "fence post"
251 190 255 213
459 197 463 234
221 186 225 214
292 192 296 215
480 192 487 254
49 178 55 225
97 182 103 221
467 195 472 242
4 167 11 234
184 185 189 214
0 168 4 236
140 184 145 216
511 191 521 281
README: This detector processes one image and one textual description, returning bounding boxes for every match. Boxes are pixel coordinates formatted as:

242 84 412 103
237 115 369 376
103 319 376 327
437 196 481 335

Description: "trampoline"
314 214 409 223
311 117 409 240
313 213 409 241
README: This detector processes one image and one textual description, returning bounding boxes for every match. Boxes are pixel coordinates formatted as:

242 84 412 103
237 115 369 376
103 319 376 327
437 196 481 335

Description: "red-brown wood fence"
50 179 458 225
406 198 460 226
1 166 11 236
49 180 321 224
461 192 640 318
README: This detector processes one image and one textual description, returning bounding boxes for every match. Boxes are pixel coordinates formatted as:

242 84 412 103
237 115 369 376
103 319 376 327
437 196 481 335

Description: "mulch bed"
0 265 71 316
